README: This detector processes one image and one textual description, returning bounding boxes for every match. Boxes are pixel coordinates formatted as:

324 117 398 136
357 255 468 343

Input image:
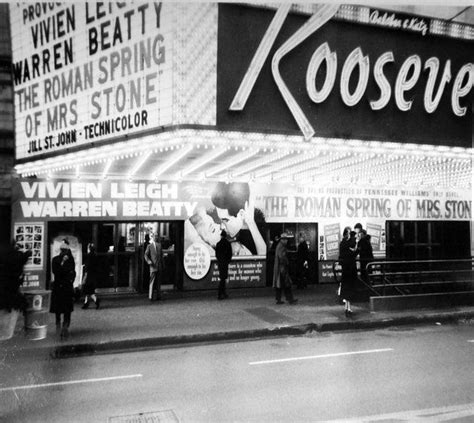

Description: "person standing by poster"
145 233 164 301
296 233 309 289
272 232 298 305
215 230 232 300
339 227 358 317
142 234 151 293
81 243 101 309
50 240 76 339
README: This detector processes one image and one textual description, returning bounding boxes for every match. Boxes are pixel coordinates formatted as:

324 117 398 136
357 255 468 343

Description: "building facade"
9 3 473 293
0 4 13 245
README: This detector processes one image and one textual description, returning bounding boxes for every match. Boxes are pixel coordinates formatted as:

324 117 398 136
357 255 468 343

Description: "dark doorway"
386 221 471 260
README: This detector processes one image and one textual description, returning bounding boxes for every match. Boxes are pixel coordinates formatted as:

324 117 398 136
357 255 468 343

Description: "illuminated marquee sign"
10 2 173 159
218 4 474 148
230 5 473 140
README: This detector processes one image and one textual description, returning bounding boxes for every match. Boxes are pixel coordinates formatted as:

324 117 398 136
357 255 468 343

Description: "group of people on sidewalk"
214 229 301 305
1 221 374 342
338 223 374 317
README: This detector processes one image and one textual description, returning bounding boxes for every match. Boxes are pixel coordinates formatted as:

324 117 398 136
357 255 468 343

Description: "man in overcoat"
145 233 165 301
215 230 232 300
272 232 298 305
296 233 309 289
354 223 374 283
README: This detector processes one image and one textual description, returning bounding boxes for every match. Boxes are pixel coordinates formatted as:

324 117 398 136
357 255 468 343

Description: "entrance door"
386 221 471 260
95 223 138 293
137 221 183 293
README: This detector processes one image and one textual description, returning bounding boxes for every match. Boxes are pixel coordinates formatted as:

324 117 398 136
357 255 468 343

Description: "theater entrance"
386 221 471 260
47 221 183 294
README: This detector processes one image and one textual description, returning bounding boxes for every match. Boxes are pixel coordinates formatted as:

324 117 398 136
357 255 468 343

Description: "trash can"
0 309 19 341
23 290 51 340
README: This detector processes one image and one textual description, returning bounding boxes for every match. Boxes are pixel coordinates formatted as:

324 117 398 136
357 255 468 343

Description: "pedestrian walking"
354 223 374 283
144 233 164 301
0 241 31 312
296 233 309 289
339 227 358 316
81 243 101 309
215 230 232 300
50 240 76 339
272 232 298 305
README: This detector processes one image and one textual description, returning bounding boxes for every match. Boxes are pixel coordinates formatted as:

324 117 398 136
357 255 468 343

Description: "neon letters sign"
230 5 474 140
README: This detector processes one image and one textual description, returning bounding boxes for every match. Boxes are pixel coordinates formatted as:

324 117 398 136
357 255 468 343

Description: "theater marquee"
218 4 473 148
10 3 173 159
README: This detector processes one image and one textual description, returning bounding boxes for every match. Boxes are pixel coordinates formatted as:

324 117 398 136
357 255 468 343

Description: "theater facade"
9 3 473 293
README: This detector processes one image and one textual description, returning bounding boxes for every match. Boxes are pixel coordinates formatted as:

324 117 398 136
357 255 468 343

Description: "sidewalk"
2 284 474 359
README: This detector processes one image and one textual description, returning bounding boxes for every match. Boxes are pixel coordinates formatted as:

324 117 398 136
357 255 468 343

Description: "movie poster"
14 222 43 267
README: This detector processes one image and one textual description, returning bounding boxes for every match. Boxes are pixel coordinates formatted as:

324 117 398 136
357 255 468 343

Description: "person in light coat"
144 233 165 301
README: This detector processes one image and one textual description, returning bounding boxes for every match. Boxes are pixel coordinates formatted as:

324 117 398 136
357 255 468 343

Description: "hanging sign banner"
13 179 472 223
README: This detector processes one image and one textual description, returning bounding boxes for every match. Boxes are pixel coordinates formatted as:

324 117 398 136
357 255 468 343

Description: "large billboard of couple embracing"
183 182 267 288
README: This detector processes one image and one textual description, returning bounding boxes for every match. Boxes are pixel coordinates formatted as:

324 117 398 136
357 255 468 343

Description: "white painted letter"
340 47 370 107
21 182 38 199
306 42 338 104
370 51 394 110
395 55 421 111
451 63 474 117
229 5 291 111
272 4 340 140
424 58 451 114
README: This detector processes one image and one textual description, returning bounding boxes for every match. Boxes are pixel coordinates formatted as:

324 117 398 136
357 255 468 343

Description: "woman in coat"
50 241 76 339
339 227 358 316
82 243 101 309
272 232 297 305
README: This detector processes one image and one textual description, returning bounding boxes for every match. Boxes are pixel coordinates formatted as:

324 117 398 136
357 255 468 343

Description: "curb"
51 310 474 358
316 310 474 332
52 325 313 359
4 310 473 359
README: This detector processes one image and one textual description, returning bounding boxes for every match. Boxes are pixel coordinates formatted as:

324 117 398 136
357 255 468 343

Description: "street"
1 323 473 422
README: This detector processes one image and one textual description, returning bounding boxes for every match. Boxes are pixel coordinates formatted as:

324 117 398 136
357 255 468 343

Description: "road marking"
468 340 474 343
0 374 143 393
322 402 474 422
249 348 393 365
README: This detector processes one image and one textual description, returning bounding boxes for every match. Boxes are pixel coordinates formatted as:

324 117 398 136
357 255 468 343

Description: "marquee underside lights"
15 129 473 191
288 4 474 41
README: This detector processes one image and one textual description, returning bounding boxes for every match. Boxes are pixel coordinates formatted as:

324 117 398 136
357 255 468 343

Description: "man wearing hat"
50 239 76 339
272 232 298 305
215 230 232 300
